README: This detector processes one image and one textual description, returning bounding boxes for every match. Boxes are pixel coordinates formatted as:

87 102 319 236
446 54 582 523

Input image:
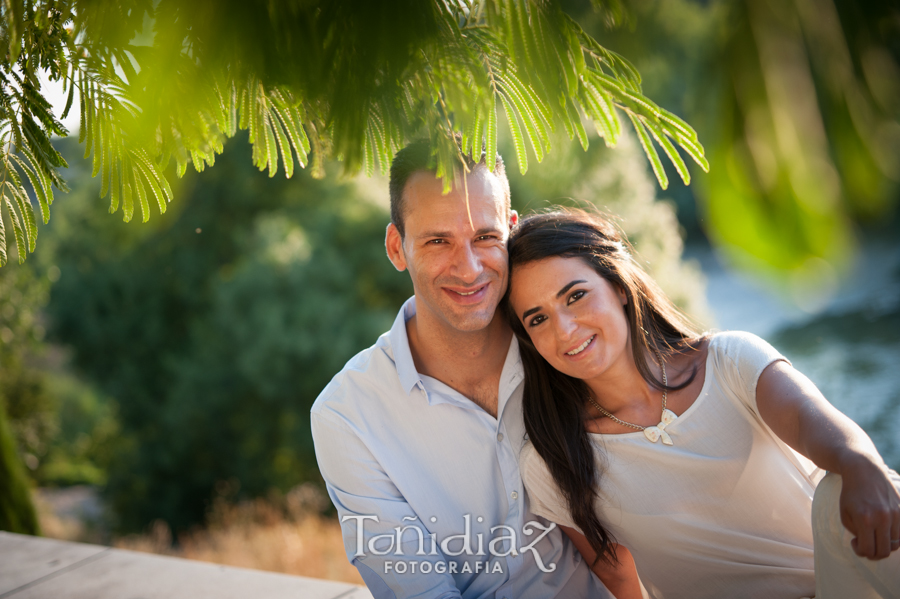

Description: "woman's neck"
584 343 664 414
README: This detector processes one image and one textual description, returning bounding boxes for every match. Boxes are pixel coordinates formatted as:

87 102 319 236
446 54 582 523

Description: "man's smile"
443 283 490 304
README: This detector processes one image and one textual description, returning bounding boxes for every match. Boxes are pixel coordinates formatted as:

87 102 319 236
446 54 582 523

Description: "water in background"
695 241 900 471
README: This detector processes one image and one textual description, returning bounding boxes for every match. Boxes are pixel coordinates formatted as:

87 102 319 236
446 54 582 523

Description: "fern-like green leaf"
272 106 307 169
498 82 544 163
647 126 690 185
8 180 37 252
132 158 167 214
581 81 618 146
109 157 120 214
99 112 110 197
363 127 376 178
628 112 668 190
3 194 27 264
498 93 527 174
121 165 134 222
11 152 50 223
485 97 498 173
131 167 150 223
262 109 278 176
0 197 6 266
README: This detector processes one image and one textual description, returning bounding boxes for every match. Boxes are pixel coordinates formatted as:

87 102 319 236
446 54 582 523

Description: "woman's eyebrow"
556 280 586 298
522 306 541 320
520 279 587 320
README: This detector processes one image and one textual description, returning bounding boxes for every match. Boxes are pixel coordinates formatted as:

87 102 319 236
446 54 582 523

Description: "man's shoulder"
310 329 401 418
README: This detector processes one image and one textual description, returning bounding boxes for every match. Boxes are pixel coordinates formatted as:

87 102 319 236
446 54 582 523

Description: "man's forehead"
403 169 507 217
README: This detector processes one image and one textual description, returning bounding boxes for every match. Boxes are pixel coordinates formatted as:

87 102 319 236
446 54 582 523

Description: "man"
311 139 613 598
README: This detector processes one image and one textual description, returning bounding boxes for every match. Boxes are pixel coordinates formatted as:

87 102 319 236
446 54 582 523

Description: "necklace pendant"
661 409 677 426
643 426 675 445
643 427 661 443
643 410 677 445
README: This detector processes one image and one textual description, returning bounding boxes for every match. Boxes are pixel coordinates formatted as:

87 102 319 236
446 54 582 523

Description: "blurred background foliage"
27 135 414 531
0 0 898 539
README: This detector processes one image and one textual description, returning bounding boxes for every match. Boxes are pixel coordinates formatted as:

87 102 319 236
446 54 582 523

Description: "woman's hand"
559 525 647 599
838 456 900 560
757 360 900 560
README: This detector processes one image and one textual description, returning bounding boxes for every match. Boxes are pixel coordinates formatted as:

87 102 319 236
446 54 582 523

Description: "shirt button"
497 433 504 442
511 491 518 500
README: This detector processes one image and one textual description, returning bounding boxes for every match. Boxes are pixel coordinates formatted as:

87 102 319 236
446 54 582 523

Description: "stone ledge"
0 531 372 599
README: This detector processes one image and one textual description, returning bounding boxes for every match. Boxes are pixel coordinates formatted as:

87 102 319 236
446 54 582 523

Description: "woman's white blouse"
520 331 824 599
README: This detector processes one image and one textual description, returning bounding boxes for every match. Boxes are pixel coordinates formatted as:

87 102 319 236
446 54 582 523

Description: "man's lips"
442 283 489 305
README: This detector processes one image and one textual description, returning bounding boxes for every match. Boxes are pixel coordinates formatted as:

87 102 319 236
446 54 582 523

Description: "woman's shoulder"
519 442 578 527
519 441 545 478
704 330 786 365
520 442 561 492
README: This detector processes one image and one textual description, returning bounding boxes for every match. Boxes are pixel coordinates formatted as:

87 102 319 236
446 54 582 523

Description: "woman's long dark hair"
504 208 701 565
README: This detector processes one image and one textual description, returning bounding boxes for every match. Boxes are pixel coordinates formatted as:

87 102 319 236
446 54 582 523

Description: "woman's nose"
555 311 578 340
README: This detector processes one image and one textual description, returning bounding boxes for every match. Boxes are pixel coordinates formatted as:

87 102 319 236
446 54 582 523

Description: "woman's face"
509 256 631 382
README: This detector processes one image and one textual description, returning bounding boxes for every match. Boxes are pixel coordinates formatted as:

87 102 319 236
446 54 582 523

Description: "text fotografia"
342 514 559 573
385 560 504 575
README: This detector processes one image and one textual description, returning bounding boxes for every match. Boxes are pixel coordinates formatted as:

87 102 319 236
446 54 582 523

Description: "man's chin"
443 306 499 333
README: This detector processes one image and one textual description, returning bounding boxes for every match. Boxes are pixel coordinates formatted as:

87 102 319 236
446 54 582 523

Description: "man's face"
386 168 516 333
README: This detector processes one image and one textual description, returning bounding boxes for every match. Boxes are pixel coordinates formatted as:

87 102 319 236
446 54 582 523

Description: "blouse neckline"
587 333 718 439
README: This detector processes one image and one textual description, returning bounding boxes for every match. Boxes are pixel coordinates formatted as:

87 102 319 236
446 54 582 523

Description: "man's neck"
406 309 512 418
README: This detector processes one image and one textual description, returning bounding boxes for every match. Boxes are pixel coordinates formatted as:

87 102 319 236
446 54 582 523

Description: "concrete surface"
0 531 372 599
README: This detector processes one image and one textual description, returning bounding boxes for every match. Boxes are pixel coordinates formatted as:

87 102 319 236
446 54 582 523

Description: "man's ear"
509 210 519 228
385 223 408 272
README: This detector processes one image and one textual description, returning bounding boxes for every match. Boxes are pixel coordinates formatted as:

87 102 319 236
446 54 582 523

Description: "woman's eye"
527 315 546 327
567 290 585 304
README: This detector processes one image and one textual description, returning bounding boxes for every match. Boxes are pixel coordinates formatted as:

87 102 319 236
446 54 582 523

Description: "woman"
504 208 900 599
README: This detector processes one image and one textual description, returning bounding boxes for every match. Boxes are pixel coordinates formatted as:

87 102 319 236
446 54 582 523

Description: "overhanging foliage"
0 0 707 266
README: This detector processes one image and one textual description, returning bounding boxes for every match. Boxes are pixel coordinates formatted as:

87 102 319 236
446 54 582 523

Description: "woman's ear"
617 284 628 306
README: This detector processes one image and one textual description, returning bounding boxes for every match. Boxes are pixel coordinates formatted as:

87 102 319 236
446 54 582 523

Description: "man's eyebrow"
415 227 502 240
474 227 502 236
416 230 452 239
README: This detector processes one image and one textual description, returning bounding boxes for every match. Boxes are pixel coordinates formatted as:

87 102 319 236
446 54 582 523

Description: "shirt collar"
388 296 525 401
388 296 423 395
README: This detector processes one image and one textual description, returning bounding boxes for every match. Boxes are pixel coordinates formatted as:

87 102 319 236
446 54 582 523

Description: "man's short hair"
389 137 510 238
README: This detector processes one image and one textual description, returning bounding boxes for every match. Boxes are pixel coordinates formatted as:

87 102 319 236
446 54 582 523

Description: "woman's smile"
565 334 596 357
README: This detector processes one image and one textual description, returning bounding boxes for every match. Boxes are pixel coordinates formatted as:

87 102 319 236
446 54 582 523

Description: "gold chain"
588 350 668 431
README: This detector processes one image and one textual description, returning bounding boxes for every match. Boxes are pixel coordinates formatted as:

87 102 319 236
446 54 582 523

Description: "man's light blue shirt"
311 297 609 599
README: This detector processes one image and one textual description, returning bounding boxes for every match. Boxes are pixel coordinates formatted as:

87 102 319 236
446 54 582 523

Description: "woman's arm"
559 525 646 599
756 360 900 560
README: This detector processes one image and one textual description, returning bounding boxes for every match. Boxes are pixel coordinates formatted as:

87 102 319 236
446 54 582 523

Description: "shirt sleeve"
713 331 790 418
519 443 581 533
311 409 463 599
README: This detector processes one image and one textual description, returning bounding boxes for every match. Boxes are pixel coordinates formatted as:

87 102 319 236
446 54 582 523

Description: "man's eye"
476 235 497 241
427 239 446 245
568 290 585 304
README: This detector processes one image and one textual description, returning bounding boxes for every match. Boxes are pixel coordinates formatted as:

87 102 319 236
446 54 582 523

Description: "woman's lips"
565 334 596 358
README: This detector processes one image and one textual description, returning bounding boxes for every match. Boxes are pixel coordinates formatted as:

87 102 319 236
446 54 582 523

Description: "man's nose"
451 242 483 282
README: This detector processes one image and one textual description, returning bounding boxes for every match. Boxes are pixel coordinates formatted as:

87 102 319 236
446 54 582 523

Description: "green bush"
44 135 412 531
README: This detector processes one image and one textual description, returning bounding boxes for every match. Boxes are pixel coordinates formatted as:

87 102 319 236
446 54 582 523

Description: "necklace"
588 350 678 445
